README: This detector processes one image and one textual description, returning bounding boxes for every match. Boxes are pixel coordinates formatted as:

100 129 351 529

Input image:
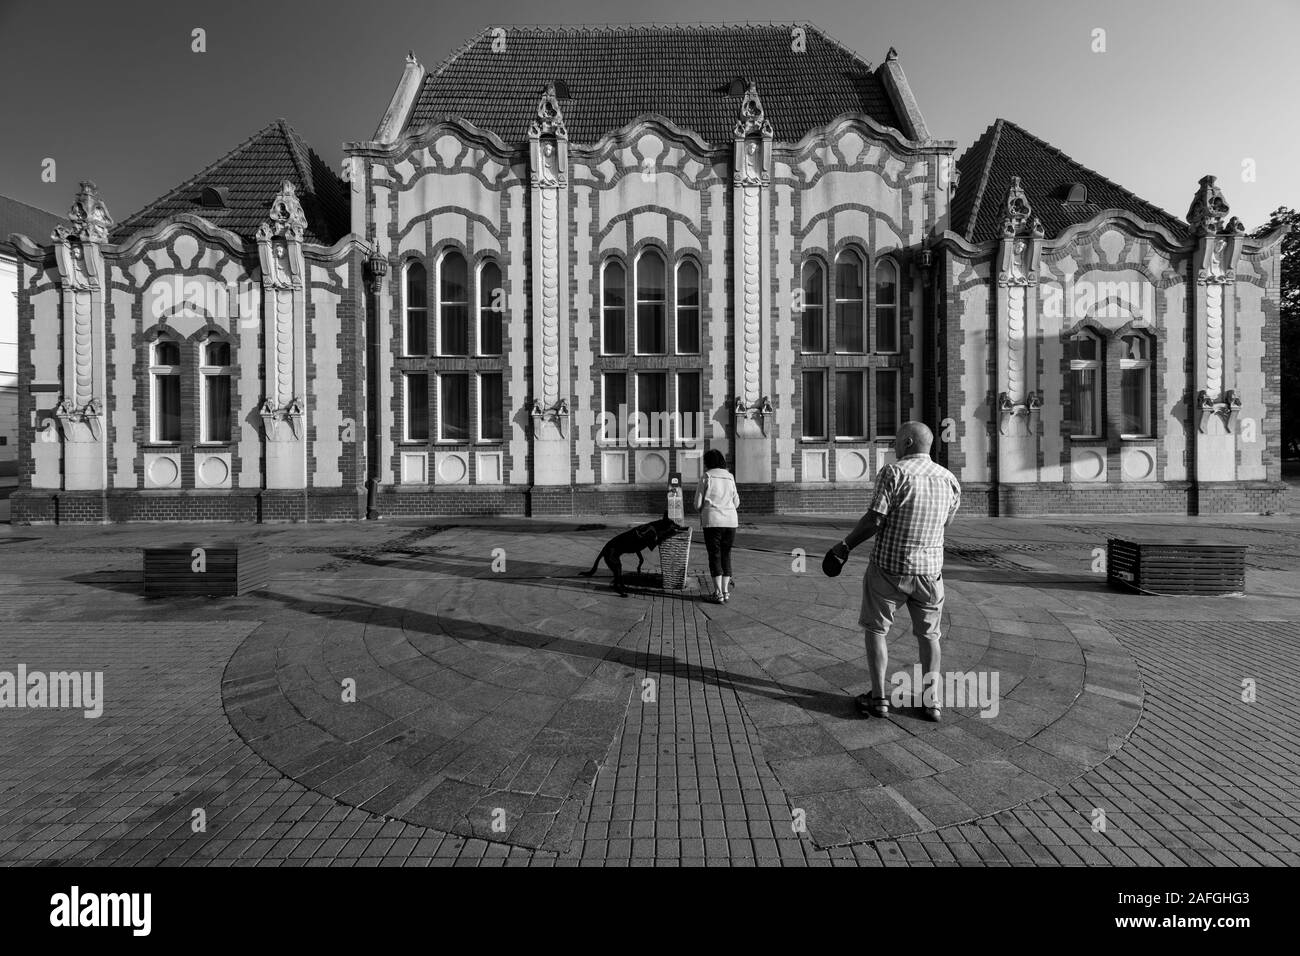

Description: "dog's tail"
578 549 603 577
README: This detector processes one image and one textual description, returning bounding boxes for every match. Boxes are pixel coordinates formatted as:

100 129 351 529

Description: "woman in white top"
694 448 740 603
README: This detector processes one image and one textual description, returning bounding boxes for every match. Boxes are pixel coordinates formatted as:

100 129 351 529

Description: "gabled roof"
952 119 1189 243
405 23 905 145
111 119 349 245
0 194 63 252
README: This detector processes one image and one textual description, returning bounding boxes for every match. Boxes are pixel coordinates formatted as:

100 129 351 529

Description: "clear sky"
1 0 1296 232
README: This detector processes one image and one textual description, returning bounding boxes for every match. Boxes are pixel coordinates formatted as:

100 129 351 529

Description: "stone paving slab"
1 512 1299 865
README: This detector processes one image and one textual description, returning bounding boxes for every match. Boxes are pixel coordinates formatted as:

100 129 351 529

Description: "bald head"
895 421 934 458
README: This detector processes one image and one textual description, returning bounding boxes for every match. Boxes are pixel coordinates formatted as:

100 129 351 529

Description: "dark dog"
580 515 685 595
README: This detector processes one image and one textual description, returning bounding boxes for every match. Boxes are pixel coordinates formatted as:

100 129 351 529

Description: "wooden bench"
1107 537 1245 596
143 542 270 597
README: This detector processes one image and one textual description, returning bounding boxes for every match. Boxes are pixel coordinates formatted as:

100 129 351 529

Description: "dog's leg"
636 550 644 573
605 551 626 595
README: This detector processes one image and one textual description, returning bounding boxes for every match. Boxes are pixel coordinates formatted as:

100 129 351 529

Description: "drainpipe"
364 254 387 519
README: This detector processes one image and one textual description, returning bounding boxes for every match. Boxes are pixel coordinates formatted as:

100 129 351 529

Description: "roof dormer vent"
1063 182 1088 203
198 186 231 209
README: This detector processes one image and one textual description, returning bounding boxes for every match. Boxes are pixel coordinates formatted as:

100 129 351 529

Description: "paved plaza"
0 503 1298 866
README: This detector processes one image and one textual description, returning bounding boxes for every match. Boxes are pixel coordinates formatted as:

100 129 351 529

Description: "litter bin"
660 473 691 589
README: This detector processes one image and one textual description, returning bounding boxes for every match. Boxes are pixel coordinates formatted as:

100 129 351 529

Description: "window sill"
1068 435 1105 443
1120 435 1155 442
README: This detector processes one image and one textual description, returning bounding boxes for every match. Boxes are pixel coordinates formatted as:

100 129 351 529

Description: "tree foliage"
1254 207 1298 458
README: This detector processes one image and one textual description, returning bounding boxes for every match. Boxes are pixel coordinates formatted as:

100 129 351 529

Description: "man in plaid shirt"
829 422 961 720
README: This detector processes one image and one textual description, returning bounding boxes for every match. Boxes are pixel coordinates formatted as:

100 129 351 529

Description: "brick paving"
0 512 1297 865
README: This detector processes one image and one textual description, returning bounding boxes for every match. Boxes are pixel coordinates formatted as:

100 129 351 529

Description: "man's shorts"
858 560 944 640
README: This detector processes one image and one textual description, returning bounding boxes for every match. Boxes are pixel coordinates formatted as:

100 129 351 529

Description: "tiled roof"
0 194 64 251
111 119 349 245
406 23 904 145
952 119 1188 243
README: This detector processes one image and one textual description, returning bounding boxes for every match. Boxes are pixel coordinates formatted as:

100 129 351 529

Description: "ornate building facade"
6 24 1288 523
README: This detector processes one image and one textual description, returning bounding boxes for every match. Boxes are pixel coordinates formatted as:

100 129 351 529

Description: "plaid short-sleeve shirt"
867 454 961 576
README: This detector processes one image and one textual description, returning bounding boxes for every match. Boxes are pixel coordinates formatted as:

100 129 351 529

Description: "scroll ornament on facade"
255 181 307 289
733 82 772 187
54 396 103 443
260 397 303 442
256 182 306 439
52 181 114 291
1187 176 1246 424
528 396 569 438
996 176 1042 436
529 83 568 188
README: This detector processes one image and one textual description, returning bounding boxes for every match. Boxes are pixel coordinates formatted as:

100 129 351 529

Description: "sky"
1 0 1296 232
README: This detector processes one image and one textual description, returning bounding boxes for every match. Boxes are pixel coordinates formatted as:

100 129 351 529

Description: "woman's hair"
703 448 727 471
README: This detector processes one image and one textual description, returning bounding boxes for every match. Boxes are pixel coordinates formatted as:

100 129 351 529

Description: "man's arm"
833 510 885 558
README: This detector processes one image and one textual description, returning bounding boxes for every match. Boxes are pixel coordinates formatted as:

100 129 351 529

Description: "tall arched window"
200 339 232 443
835 250 864 353
675 259 700 354
404 261 427 356
478 260 503 355
150 338 182 443
439 251 469 356
801 259 825 353
1119 332 1153 437
602 259 626 355
636 249 666 355
1066 329 1103 438
875 259 898 353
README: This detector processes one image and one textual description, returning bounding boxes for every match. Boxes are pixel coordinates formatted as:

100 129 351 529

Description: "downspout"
364 254 386 519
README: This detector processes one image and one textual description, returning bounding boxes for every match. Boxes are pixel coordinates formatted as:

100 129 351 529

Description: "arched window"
675 259 700 354
478 260 503 356
636 249 666 355
150 338 182 444
200 339 232 443
439 251 469 356
404 261 427 356
1119 332 1153 437
834 250 864 353
800 259 825 353
875 259 898 353
1065 329 1103 438
601 259 626 355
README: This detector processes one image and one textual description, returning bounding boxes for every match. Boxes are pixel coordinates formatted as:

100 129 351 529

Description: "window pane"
479 261 503 355
204 374 231 442
480 373 503 440
603 261 626 355
637 251 665 300
205 341 230 366
156 341 180 366
1066 332 1097 363
875 370 899 437
836 254 864 353
875 260 896 305
1122 334 1147 362
406 263 427 355
876 260 898 353
835 370 865 438
406 373 429 441
637 371 668 443
837 301 864 352
801 370 825 439
677 371 701 442
440 254 468 355
440 374 469 441
802 261 824 352
637 252 666 353
676 261 700 353
1067 367 1097 436
156 373 181 442
1121 367 1149 435
603 372 626 441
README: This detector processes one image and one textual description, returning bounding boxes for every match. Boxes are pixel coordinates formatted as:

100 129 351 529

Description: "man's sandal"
855 693 890 718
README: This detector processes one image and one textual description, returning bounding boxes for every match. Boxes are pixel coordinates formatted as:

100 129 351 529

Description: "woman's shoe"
854 693 890 718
